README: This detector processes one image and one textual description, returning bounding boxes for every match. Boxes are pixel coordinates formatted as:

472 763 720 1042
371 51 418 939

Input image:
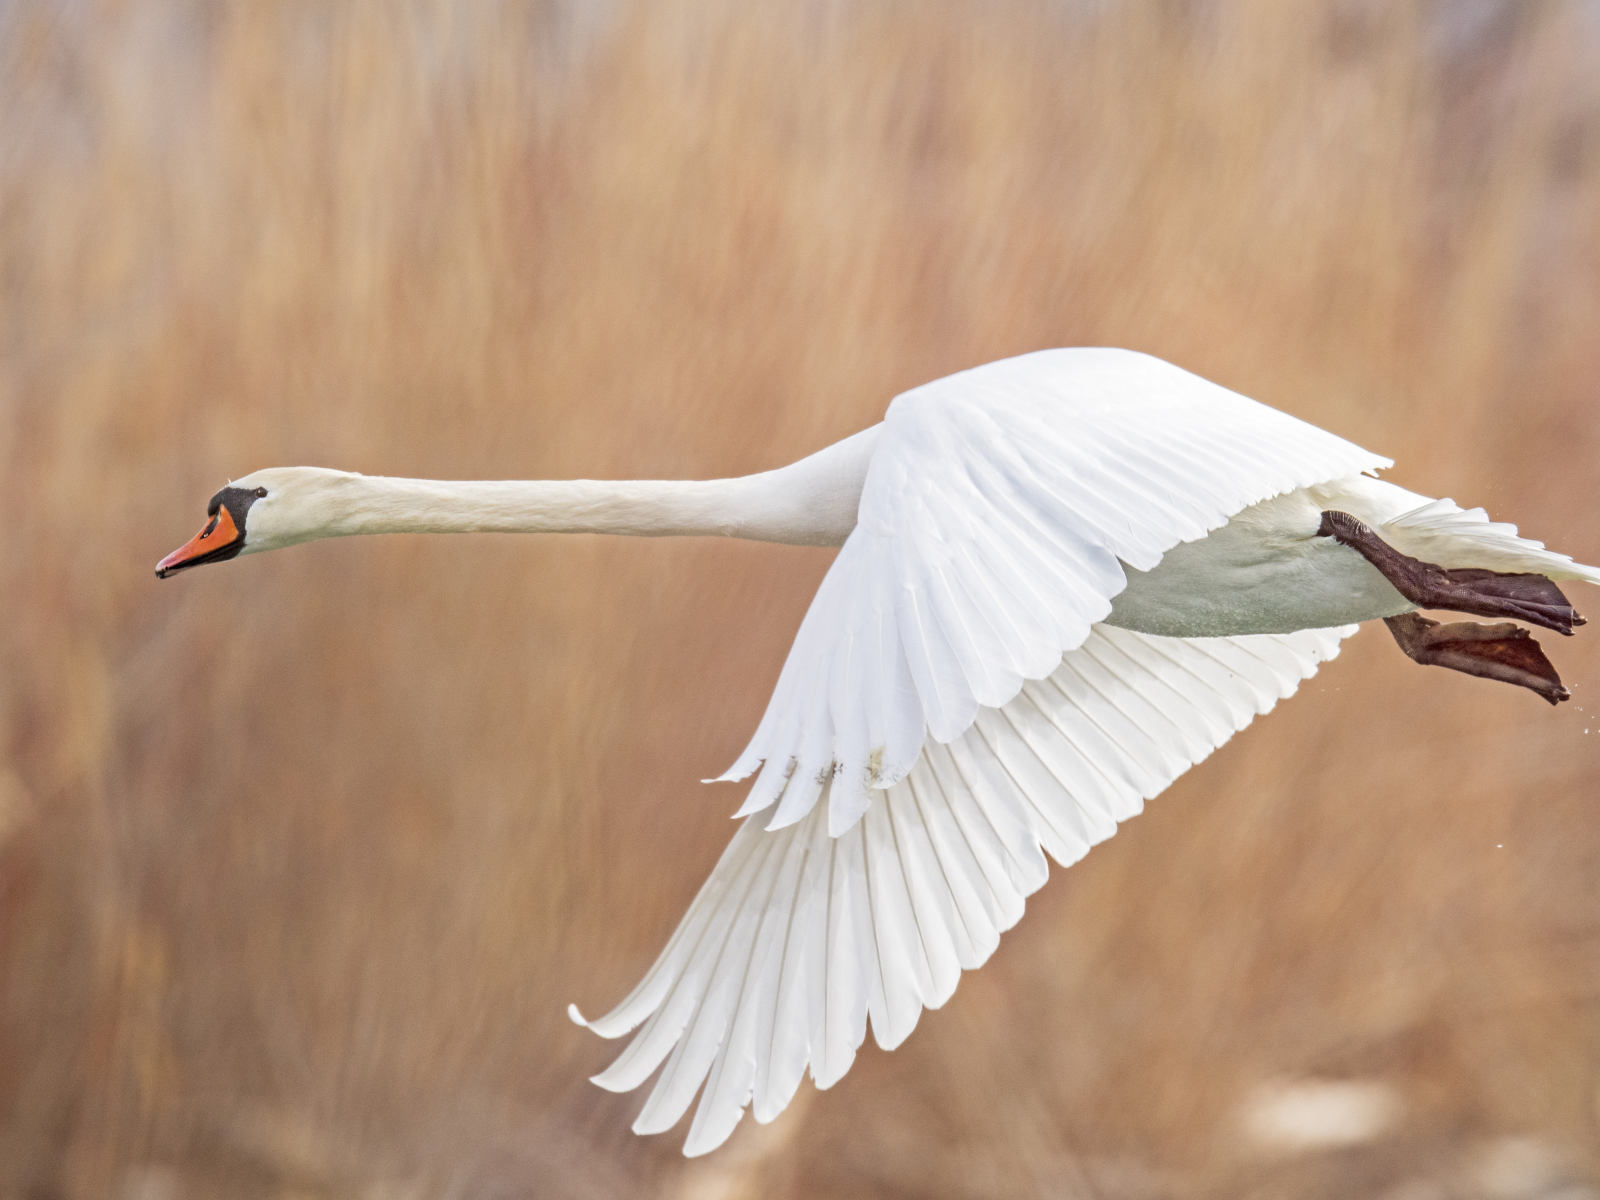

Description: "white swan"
157 348 1598 1155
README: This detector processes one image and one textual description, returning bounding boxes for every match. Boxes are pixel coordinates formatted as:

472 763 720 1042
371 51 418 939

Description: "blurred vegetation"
3 1 1600 1196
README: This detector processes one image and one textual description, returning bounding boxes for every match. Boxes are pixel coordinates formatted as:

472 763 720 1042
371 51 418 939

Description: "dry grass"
4 1 1600 1196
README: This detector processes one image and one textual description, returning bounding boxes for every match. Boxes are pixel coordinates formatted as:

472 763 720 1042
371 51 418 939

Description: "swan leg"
1383 612 1570 705
1318 511 1586 635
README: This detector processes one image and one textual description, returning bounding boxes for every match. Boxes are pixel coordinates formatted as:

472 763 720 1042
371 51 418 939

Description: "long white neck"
247 425 882 552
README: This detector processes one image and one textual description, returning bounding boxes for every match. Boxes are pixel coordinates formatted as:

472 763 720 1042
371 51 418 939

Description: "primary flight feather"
157 348 1598 1155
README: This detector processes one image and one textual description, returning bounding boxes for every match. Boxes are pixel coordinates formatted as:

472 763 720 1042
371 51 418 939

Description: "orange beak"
156 503 242 578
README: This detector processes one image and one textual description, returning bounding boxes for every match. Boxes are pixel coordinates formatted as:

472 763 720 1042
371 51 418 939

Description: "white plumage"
566 350 1594 1154
156 347 1600 1157
579 623 1352 1155
716 350 1389 838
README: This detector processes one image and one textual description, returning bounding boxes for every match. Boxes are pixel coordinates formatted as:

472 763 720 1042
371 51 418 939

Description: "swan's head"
155 466 357 578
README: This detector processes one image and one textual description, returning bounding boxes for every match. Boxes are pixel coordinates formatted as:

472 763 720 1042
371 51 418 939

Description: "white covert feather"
719 349 1388 835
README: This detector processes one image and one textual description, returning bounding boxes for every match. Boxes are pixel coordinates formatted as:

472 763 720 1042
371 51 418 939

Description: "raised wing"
572 623 1357 1155
719 349 1389 836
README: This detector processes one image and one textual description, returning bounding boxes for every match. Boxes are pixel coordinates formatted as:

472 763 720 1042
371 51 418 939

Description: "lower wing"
570 622 1355 1155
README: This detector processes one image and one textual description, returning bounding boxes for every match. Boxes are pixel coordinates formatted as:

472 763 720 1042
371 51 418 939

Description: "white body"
212 348 1598 1156
1107 487 1413 635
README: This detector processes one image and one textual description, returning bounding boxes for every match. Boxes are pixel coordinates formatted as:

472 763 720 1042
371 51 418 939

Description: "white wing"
572 623 1357 1155
574 348 1389 1153
717 349 1389 836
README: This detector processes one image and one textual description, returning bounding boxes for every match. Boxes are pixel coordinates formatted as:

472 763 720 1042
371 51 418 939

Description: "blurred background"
4 0 1600 1196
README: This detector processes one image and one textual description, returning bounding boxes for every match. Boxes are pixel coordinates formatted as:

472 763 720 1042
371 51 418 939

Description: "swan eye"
253 487 267 497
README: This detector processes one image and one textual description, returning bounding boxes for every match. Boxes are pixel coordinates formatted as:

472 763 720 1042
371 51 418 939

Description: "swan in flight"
157 348 1596 1155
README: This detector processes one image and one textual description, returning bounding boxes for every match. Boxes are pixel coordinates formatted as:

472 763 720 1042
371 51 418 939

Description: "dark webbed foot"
1318 510 1585 635
1384 612 1570 705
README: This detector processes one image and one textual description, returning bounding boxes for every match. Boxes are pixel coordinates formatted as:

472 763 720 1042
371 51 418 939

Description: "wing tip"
681 1113 744 1158
592 1068 636 1093
715 749 765 785
734 790 777 819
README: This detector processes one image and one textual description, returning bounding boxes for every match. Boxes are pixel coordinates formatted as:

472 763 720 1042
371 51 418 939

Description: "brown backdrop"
4 2 1600 1196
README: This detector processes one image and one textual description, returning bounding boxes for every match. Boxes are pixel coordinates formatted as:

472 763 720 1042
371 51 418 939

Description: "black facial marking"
208 484 267 533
